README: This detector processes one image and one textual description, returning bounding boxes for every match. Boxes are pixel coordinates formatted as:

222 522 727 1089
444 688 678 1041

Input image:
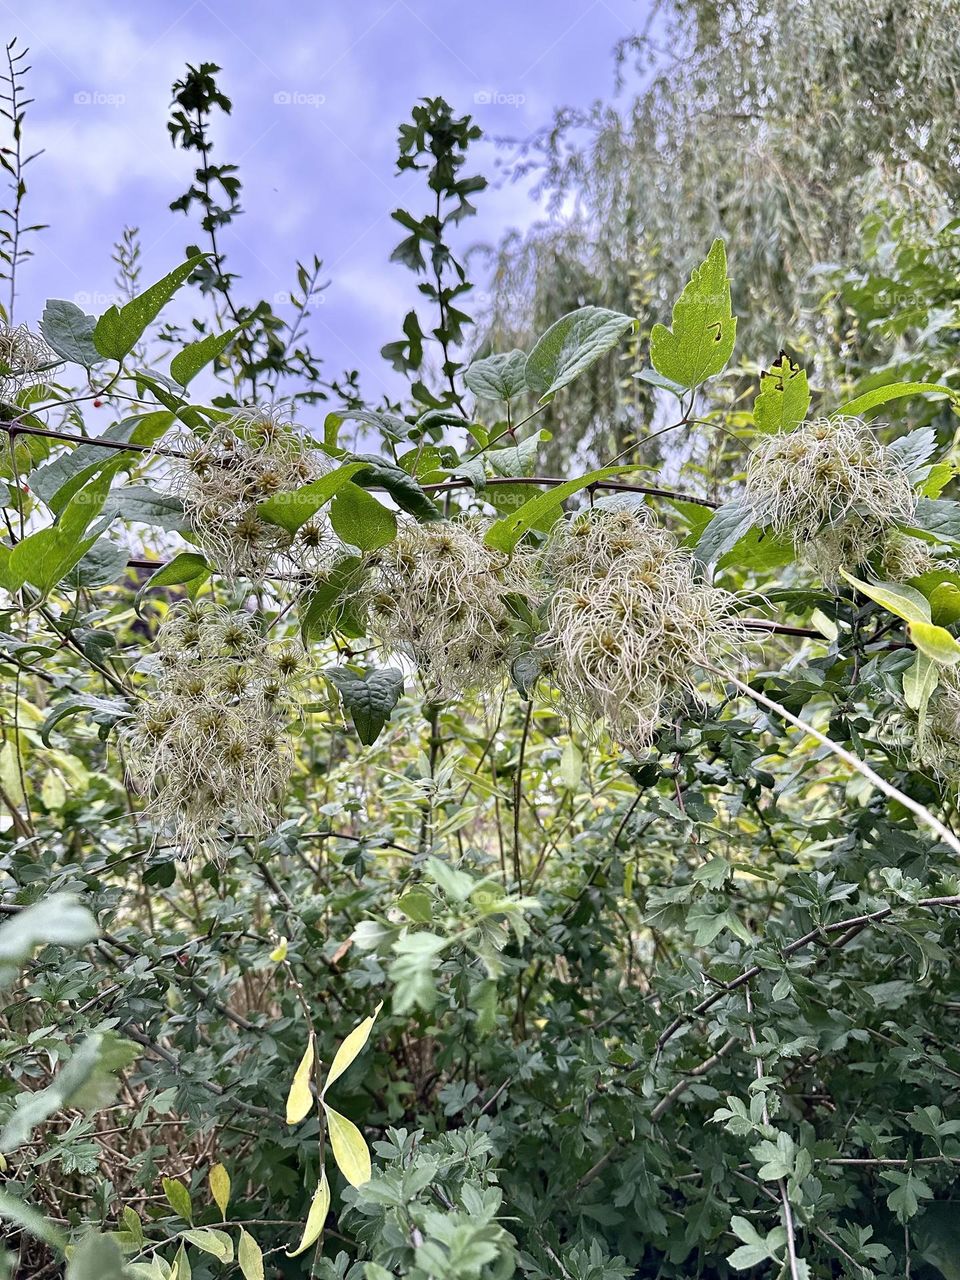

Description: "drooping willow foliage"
482 0 960 468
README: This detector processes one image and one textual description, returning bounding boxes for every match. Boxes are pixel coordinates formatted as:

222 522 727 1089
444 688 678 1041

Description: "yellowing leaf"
909 620 960 665
269 936 288 963
286 1033 315 1125
162 1177 193 1222
839 571 931 624
322 1002 383 1096
208 1162 230 1219
286 1171 330 1257
40 771 66 810
324 1103 372 1187
237 1229 264 1280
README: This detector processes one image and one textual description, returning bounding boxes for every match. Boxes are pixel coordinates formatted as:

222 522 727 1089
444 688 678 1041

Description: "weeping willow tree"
481 0 960 469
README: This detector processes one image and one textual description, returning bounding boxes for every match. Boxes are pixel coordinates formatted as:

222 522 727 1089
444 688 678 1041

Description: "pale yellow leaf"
208 1162 230 1219
324 1103 372 1187
286 1033 315 1125
40 770 66 810
322 1002 383 1096
181 1228 233 1263
238 1229 264 1280
286 1171 330 1257
269 936 288 963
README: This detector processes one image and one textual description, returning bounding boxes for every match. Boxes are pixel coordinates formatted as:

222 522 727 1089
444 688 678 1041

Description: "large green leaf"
650 239 736 388
28 412 173 514
525 307 636 404
0 894 97 981
694 501 755 566
8 463 122 594
326 667 404 745
329 484 398 551
39 300 103 368
258 462 368 535
93 255 207 361
464 350 528 402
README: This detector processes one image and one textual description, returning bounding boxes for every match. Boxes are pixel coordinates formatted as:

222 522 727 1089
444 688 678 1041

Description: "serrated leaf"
237 1229 264 1280
650 239 736 388
326 667 404 746
323 1104 372 1187
525 307 636 403
286 1034 315 1125
170 325 242 387
464 350 528 401
94 256 207 361
208 1163 230 1219
754 352 810 433
329 484 397 551
286 1172 330 1257
322 1002 383 1095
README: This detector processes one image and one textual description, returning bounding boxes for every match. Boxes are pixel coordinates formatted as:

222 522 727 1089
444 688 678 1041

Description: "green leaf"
162 1177 193 1222
181 1228 234 1263
170 325 243 387
327 667 404 746
650 239 736 388
525 307 637 403
839 571 931 624
349 455 443 523
754 352 810 433
286 1033 315 1125
299 555 366 642
323 1104 372 1187
0 1189 66 1252
286 1172 330 1257
237 1229 264 1280
93 255 208 361
903 652 939 725
883 1169 933 1223
833 381 957 420
322 1002 383 1096
135 552 209 610
1 1034 110 1150
0 894 98 976
888 427 938 479
329 484 397 551
66 1232 127 1280
40 299 103 368
908 620 960 665
694 501 754 566
464 350 528 402
483 467 645 554
258 462 369 535
909 498 960 544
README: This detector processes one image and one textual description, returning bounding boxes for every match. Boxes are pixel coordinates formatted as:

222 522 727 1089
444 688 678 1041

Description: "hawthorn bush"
0 64 959 1280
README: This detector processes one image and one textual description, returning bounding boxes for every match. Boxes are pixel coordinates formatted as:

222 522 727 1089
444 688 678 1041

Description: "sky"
6 0 649 403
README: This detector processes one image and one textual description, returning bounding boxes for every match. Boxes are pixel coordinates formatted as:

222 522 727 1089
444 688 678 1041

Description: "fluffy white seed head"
164 409 339 582
0 325 60 397
120 601 308 856
362 518 532 699
880 531 938 582
744 417 916 580
912 666 960 789
538 506 744 752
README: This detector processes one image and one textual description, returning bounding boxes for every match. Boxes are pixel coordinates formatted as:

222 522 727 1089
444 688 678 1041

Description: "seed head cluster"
362 518 531 698
166 410 339 582
0 324 60 398
744 417 916 580
121 601 308 856
539 506 743 751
